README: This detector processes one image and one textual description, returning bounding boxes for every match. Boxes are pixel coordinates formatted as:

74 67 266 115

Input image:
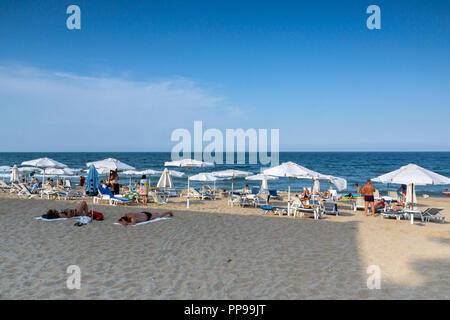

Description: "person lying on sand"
46 201 90 218
117 211 174 226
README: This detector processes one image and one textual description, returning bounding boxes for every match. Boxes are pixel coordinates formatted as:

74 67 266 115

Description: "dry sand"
0 192 449 299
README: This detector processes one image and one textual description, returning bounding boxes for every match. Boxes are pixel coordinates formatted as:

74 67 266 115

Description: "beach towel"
35 216 82 222
113 217 171 226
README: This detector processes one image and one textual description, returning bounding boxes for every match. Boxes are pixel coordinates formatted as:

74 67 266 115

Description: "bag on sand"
89 210 104 221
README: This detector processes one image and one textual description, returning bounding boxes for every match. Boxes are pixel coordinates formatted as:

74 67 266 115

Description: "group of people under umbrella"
2 157 450 225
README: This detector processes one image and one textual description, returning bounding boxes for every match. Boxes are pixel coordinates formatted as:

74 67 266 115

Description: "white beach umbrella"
311 174 347 192
168 170 185 178
21 158 67 184
190 172 223 191
372 163 450 224
245 174 278 191
140 169 164 188
0 165 11 181
264 162 320 215
86 158 136 172
18 167 41 181
122 170 142 188
45 168 77 176
165 159 214 208
212 169 253 196
10 165 19 183
157 168 174 189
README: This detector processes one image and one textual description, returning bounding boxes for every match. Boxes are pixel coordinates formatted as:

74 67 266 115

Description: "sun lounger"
321 200 340 216
260 206 288 216
18 183 39 199
0 180 12 192
56 188 85 200
388 191 400 202
373 190 380 200
421 207 445 223
96 186 132 206
149 191 168 204
268 189 283 201
380 209 406 220
251 193 269 207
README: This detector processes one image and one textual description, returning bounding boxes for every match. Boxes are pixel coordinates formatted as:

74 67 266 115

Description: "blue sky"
0 0 449 152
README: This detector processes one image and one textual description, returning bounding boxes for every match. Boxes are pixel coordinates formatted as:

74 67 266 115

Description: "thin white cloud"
0 65 246 151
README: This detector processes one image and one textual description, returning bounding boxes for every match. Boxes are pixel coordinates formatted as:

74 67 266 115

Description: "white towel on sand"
35 216 81 222
113 217 171 226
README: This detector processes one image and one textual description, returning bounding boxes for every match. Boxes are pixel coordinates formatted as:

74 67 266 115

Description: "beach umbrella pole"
288 177 291 216
410 183 414 225
187 168 190 208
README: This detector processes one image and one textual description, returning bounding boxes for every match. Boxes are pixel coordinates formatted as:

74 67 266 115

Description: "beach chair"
56 187 85 201
251 192 269 207
0 180 12 192
188 187 203 199
380 208 406 221
329 190 339 201
227 194 241 206
321 200 340 216
352 197 365 211
65 180 72 187
148 191 168 204
260 206 288 216
190 187 216 200
9 182 22 194
421 207 445 223
18 183 39 199
388 191 400 202
268 189 283 201
96 186 132 206
373 190 380 200
292 198 321 219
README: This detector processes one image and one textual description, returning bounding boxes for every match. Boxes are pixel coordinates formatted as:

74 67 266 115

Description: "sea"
1 152 449 197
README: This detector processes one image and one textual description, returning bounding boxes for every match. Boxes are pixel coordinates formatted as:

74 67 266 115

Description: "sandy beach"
0 192 449 300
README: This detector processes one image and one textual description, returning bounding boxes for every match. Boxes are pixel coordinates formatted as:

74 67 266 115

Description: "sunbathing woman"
117 211 174 226
46 201 90 218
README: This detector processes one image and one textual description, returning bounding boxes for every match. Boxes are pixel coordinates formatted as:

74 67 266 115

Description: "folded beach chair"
321 200 340 216
97 186 132 206
421 207 445 223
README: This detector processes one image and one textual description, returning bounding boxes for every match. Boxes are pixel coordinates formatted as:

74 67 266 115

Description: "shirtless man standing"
362 179 375 217
117 211 174 226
